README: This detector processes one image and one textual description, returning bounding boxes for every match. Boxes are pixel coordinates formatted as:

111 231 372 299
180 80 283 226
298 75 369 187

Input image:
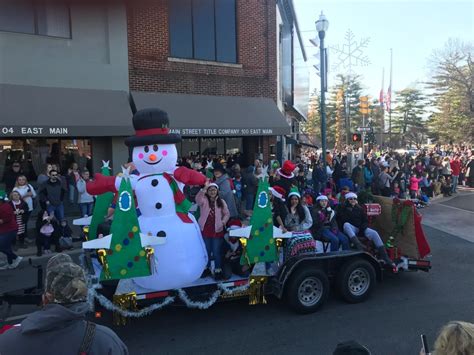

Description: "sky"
294 0 474 99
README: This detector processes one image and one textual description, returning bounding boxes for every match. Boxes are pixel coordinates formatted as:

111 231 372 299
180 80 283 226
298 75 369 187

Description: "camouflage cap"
46 253 73 270
45 262 88 304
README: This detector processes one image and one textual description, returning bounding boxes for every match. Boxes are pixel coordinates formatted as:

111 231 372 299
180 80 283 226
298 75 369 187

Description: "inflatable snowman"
87 108 208 291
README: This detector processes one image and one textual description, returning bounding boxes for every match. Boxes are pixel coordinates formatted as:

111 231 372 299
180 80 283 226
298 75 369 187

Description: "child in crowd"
58 219 73 250
336 186 350 204
222 220 250 280
409 173 423 199
391 182 401 198
9 191 28 249
441 176 452 197
38 211 55 255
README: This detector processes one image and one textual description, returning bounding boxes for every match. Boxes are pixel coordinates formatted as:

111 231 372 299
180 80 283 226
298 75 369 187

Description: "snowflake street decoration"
330 29 370 75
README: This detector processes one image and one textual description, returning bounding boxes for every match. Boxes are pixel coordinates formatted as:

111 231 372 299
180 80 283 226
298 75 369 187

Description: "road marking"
437 203 474 214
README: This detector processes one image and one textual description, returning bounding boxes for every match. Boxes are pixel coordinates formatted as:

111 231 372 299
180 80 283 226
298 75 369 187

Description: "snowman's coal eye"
144 146 149 153
153 144 158 152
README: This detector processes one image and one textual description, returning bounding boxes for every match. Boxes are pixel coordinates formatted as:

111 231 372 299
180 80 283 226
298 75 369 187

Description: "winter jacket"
0 302 128 355
196 189 230 234
285 204 313 232
76 178 94 203
450 159 461 176
311 205 339 238
409 177 423 191
0 202 18 234
364 166 374 185
39 180 66 206
13 184 36 212
351 166 365 186
336 202 369 232
441 160 452 175
214 174 238 217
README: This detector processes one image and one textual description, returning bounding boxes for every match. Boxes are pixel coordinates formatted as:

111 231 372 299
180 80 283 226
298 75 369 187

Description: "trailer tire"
337 259 375 303
285 268 329 314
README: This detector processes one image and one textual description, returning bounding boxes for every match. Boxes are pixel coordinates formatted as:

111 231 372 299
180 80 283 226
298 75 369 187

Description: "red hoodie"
0 202 18 234
450 159 461 176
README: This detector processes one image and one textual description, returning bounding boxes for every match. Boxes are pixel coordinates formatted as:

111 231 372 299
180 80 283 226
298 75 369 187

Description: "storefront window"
178 137 243 159
0 138 92 189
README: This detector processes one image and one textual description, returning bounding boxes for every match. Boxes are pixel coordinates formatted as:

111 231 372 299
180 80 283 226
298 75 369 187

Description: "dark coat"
336 202 368 232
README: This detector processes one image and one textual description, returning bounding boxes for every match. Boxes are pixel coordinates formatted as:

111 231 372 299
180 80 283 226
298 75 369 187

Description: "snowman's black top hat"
124 108 181 147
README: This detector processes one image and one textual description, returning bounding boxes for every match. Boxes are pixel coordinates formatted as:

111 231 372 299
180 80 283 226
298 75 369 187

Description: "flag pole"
380 67 385 148
388 48 393 148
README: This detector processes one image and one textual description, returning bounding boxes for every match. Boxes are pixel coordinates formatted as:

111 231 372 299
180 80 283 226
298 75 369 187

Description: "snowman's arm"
87 174 119 195
173 166 207 186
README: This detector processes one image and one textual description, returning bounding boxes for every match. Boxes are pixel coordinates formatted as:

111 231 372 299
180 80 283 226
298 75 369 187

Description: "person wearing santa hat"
222 219 250 279
336 192 396 267
269 185 289 233
274 160 296 196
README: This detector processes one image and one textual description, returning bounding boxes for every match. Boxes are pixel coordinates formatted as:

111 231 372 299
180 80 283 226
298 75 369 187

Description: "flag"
379 88 384 107
385 85 391 112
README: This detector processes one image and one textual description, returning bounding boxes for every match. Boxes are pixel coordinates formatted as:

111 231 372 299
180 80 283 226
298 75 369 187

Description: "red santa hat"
269 186 286 201
277 160 296 179
226 219 242 231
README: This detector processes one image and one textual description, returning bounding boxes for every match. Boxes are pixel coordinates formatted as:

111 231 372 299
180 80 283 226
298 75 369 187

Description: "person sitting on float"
284 187 313 233
311 195 350 252
269 185 289 233
336 192 396 267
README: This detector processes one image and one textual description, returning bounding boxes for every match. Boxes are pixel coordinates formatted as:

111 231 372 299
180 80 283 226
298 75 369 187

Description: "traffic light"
352 133 362 142
359 96 369 115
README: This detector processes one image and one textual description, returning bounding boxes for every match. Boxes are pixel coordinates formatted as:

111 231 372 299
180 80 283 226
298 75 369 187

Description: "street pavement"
1 190 473 354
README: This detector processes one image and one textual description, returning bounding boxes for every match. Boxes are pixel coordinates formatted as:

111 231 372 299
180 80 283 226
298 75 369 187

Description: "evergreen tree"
301 88 320 144
426 39 474 143
327 74 364 146
393 88 428 147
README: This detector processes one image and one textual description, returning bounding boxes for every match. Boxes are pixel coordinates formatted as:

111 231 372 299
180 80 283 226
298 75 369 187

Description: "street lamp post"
316 12 329 171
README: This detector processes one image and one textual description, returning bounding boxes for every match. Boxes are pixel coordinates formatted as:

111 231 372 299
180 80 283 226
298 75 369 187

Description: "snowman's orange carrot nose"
149 154 157 161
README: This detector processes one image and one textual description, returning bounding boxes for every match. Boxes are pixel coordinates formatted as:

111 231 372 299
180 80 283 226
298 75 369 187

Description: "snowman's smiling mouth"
144 158 162 165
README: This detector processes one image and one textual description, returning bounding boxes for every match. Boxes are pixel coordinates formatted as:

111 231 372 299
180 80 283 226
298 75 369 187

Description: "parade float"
0 109 432 325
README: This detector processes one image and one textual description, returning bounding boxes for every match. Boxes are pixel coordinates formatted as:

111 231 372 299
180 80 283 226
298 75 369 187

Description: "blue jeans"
452 175 459 192
0 230 18 264
79 202 94 217
322 228 350 251
203 237 224 270
47 203 65 221
245 193 255 211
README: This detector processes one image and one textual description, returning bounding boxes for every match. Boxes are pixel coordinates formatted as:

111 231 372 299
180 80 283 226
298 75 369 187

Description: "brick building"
126 0 290 165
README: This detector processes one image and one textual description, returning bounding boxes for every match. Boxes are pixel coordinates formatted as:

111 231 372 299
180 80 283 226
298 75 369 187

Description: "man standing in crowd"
38 170 67 221
0 255 129 354
2 162 23 193
450 154 461 193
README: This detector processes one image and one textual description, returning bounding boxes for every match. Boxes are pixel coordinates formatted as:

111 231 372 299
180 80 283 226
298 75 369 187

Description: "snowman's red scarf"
162 173 193 223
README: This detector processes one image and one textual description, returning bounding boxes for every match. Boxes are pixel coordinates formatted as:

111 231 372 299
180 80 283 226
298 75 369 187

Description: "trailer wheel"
337 259 375 303
285 268 329 314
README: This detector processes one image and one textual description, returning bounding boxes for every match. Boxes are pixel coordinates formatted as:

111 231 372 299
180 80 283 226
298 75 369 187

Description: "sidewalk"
418 188 474 243
0 214 85 266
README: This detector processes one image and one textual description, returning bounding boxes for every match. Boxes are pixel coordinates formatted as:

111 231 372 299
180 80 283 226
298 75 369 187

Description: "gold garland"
97 249 111 280
112 292 137 325
248 276 267 305
145 247 155 273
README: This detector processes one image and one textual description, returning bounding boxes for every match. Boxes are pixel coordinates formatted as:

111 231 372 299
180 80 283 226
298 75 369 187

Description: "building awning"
0 84 133 137
131 92 291 136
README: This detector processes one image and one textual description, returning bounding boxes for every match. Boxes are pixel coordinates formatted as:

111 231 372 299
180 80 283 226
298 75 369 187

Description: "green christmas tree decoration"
100 174 152 281
241 176 278 265
88 161 115 240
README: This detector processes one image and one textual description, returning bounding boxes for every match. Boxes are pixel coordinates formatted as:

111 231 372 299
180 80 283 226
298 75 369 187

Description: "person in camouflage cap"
0 256 128 354
45 252 72 270
44 261 88 304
